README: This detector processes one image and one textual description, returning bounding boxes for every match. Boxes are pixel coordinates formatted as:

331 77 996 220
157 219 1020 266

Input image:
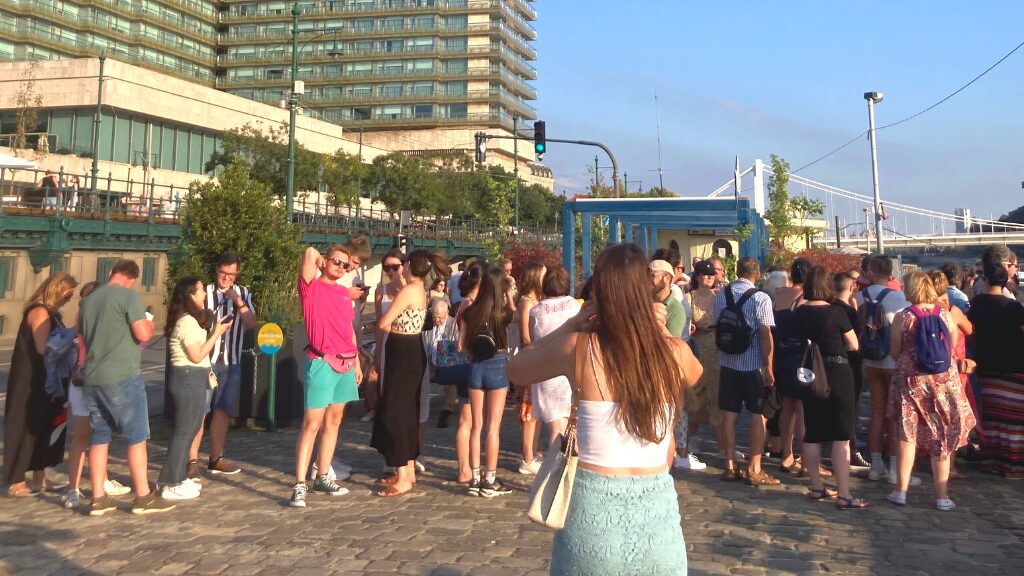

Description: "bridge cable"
791 38 1024 174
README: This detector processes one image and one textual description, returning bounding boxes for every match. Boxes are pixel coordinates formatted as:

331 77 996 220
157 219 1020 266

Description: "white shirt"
448 272 464 303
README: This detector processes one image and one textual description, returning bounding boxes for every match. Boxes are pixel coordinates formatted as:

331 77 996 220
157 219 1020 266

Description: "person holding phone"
190 252 257 480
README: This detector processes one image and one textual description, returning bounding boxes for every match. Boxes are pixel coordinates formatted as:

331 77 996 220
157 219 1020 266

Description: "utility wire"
791 38 1024 174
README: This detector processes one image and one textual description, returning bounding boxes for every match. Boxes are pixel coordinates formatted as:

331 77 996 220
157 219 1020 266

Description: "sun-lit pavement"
1 343 1022 575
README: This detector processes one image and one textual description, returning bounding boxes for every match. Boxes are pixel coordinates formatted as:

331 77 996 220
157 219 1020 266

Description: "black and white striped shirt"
205 283 255 365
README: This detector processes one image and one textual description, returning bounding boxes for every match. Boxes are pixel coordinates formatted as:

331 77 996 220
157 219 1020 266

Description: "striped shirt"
712 278 775 372
206 283 255 365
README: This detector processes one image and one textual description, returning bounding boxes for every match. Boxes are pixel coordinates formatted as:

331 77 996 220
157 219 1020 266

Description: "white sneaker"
936 498 956 511
161 481 200 500
62 488 84 509
886 490 907 506
518 459 541 475
182 478 202 492
887 469 922 486
309 462 351 482
103 479 132 496
415 458 427 474
868 466 887 481
673 454 707 471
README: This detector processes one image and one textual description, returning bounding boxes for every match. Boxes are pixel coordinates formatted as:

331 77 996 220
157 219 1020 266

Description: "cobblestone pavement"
1 341 1022 575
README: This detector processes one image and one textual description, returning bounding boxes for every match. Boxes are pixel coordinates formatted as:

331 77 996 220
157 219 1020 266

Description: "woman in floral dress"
886 271 975 511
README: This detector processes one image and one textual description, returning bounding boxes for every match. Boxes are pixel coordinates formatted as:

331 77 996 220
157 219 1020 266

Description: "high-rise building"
0 0 538 133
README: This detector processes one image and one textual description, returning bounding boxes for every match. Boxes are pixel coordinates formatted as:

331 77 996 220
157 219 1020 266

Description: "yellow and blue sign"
257 322 284 355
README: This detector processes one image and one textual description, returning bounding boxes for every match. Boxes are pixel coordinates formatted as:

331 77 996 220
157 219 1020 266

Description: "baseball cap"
649 260 674 276
693 260 715 276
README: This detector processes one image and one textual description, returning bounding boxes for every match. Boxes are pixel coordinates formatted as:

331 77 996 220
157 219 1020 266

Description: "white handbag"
526 422 577 529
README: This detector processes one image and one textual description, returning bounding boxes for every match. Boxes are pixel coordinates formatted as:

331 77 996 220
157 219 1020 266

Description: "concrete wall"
655 230 739 268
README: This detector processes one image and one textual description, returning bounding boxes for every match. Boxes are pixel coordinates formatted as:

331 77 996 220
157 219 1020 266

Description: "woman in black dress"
371 250 449 497
4 272 78 497
795 266 869 509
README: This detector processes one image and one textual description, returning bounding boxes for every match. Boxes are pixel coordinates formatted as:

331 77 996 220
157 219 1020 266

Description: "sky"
531 1 1024 230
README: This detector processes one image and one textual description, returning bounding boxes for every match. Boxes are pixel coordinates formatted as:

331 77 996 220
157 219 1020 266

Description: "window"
380 83 402 97
0 256 13 299
411 81 434 96
383 17 403 32
447 103 467 119
412 59 433 72
414 104 433 119
379 105 402 119
352 106 371 120
142 257 157 291
51 255 71 274
413 15 435 30
96 257 118 283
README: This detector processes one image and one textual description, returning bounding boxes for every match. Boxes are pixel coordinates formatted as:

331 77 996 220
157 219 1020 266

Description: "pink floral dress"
887 307 976 457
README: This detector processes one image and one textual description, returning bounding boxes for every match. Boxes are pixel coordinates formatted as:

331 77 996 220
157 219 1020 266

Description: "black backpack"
715 287 759 354
471 322 498 360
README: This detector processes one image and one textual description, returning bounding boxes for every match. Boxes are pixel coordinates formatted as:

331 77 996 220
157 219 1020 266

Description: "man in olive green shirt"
650 259 686 337
79 259 173 516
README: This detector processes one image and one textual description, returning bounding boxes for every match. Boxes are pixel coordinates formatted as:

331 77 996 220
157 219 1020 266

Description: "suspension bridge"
706 159 1024 249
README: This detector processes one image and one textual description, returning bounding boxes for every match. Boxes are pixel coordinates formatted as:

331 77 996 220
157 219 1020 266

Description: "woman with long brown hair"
514 260 546 475
509 243 701 574
4 272 78 497
459 262 516 497
158 276 233 500
372 250 449 497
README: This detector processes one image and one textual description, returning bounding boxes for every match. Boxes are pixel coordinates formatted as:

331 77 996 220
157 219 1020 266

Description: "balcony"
14 0 218 44
214 64 498 88
217 41 492 66
219 0 488 23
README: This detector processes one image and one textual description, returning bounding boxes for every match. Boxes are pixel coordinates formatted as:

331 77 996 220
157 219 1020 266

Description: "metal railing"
0 166 560 246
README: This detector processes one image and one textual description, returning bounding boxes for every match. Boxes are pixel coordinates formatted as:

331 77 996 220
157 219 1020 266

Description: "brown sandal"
720 469 746 482
377 486 413 498
6 484 39 498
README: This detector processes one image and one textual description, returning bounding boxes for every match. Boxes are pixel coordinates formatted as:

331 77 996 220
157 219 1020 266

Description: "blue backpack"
857 288 892 361
908 306 952 374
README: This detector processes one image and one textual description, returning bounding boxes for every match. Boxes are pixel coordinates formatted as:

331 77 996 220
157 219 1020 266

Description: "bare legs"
295 403 345 485
469 388 508 475
778 398 803 468
805 442 853 499
91 440 151 500
721 411 739 471
455 402 473 482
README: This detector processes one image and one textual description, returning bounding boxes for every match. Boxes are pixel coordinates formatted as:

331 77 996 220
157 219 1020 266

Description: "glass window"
352 18 373 32
96 257 118 283
202 134 216 173
188 131 202 173
113 115 131 164
414 104 433 118
411 81 434 96
48 109 74 153
0 256 14 299
413 59 433 71
448 103 467 119
413 15 435 29
73 112 92 155
383 17 403 31
174 130 189 172
379 105 401 118
142 257 157 291
380 83 402 97
159 125 175 169
444 81 466 96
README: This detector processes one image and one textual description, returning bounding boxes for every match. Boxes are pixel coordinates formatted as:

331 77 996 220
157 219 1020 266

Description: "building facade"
0 0 542 178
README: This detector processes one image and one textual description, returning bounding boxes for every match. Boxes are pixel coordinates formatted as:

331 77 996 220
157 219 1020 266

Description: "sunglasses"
383 264 401 272
329 258 351 270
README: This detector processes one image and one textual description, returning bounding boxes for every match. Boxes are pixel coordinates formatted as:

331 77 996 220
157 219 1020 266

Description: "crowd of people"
4 238 1024 573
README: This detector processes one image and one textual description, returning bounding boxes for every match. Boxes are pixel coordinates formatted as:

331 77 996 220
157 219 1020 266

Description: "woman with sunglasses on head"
364 249 407 423
509 243 701 574
372 250 449 497
4 272 78 498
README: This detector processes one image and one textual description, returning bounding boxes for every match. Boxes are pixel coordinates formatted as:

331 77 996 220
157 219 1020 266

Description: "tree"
170 160 304 331
764 153 825 264
9 61 45 159
625 186 675 198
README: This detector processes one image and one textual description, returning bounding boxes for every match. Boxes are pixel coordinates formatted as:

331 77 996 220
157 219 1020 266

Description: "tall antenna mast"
654 76 665 191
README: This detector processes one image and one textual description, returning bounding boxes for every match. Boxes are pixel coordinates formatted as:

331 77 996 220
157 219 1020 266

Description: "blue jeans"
159 366 209 486
210 363 242 413
468 354 509 391
82 375 150 446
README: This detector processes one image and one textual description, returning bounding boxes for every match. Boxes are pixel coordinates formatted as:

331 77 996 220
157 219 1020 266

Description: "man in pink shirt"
290 245 362 508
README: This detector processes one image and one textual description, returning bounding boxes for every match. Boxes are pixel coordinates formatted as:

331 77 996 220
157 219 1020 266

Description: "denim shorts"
82 375 151 446
210 363 242 413
468 354 509 392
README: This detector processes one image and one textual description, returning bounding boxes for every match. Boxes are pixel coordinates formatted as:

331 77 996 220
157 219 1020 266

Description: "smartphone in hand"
221 314 235 324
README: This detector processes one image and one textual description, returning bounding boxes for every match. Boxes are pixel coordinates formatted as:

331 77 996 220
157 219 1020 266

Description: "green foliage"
624 186 675 198
170 160 304 334
764 153 825 259
10 61 44 159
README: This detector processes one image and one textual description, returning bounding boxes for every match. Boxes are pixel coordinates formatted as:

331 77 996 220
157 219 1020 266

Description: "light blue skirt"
550 468 686 575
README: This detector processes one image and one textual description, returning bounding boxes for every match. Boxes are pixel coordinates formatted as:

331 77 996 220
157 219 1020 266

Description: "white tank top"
574 337 672 468
530 296 581 342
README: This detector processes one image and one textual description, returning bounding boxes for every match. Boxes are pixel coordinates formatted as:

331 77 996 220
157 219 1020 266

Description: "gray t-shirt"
854 284 909 370
80 284 147 386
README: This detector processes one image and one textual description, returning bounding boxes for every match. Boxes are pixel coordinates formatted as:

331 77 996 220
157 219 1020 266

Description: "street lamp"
285 3 343 224
864 91 884 254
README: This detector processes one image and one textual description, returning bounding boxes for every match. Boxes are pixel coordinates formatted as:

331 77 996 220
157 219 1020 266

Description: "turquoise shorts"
304 358 359 410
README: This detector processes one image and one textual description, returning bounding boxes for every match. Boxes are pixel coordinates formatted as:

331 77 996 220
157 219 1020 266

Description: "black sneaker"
88 495 118 517
466 478 481 497
131 492 176 515
850 451 871 471
436 409 453 429
479 478 513 498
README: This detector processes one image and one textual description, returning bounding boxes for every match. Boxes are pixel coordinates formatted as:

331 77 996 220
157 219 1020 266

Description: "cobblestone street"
1 383 1023 575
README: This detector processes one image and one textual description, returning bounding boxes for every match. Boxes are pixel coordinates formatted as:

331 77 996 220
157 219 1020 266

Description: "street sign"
257 322 284 355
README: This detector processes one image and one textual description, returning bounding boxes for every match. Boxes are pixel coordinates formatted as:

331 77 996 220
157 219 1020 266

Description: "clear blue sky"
532 1 1024 227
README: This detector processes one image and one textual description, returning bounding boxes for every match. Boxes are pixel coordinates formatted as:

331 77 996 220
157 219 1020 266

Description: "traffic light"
533 120 546 160
474 132 487 164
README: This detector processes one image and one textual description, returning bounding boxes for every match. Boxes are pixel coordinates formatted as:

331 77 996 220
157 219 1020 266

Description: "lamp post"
865 91 884 254
285 3 343 224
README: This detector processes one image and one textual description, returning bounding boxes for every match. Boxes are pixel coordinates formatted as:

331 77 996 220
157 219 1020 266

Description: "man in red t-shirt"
290 245 361 508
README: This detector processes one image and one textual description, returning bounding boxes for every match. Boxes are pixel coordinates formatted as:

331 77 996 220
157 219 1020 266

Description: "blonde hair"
905 271 939 305
26 272 78 311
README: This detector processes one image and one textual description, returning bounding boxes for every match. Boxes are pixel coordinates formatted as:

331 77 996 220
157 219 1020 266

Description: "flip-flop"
377 486 413 498
380 474 416 485
807 487 838 500
6 485 39 498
